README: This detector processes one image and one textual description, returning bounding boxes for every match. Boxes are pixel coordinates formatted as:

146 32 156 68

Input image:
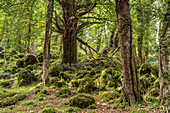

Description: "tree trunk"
19 33 22 53
31 39 36 54
62 0 77 64
26 18 31 53
158 1 169 110
137 2 144 66
115 0 141 105
43 0 54 85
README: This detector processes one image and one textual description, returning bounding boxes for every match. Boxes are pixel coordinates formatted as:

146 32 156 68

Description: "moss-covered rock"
59 72 70 82
70 79 79 87
95 68 122 90
139 63 152 75
0 93 27 107
77 77 95 93
139 74 150 91
17 53 25 58
49 66 61 77
66 107 81 112
0 46 3 52
56 87 71 98
10 66 18 74
18 69 37 86
0 51 4 59
87 104 97 109
151 65 158 78
25 65 34 71
49 77 60 85
99 90 119 102
69 93 95 108
153 78 159 88
41 107 58 113
36 53 43 63
25 54 38 66
76 70 89 79
53 79 67 87
16 59 25 68
0 79 11 87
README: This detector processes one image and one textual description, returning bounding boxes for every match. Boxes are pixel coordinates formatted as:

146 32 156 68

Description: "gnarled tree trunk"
115 0 141 105
61 0 78 64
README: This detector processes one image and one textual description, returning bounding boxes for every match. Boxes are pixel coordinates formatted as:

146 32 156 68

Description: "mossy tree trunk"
137 1 144 66
158 1 169 110
115 0 141 105
62 0 77 64
54 0 97 64
26 0 35 53
43 0 54 85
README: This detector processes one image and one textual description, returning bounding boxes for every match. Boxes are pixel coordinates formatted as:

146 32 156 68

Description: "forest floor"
0 50 166 113
0 85 163 113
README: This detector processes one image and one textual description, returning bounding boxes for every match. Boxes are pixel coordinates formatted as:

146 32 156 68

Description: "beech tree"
115 0 141 105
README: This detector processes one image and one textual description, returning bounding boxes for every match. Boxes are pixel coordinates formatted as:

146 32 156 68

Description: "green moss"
0 46 3 52
88 104 97 109
25 65 34 71
17 53 25 58
151 65 158 78
40 89 49 95
95 68 122 90
89 69 96 76
66 107 81 112
53 79 66 87
49 66 61 77
59 72 70 82
0 80 11 87
153 78 159 88
77 77 95 93
41 107 58 113
139 75 150 92
36 53 43 63
69 93 95 108
70 79 79 87
25 54 38 66
0 93 27 107
18 69 37 86
56 87 71 98
16 59 25 68
99 90 119 102
49 77 60 85
139 63 152 75
76 70 89 79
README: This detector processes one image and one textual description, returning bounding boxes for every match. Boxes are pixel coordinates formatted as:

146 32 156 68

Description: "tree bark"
43 0 54 85
137 2 144 66
26 17 31 53
62 0 77 64
115 0 141 105
158 1 169 110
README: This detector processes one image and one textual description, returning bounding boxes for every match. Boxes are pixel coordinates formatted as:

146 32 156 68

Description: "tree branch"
77 2 97 17
76 21 103 33
76 37 98 54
